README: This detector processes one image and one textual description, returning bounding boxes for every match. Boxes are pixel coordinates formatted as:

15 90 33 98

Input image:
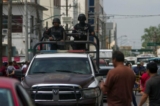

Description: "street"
103 92 147 106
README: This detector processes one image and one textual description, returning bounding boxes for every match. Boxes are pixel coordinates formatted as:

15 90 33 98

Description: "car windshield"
29 57 91 75
0 89 13 106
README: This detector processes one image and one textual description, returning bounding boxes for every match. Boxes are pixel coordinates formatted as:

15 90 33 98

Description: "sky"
103 0 160 49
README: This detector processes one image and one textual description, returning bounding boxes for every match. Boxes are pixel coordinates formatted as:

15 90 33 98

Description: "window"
30 16 34 34
2 15 23 33
89 7 94 13
89 0 94 6
29 58 91 75
89 26 94 41
0 89 13 106
88 19 94 25
12 16 23 33
35 18 38 35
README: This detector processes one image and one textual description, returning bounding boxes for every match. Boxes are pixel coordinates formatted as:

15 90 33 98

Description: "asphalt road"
103 92 147 106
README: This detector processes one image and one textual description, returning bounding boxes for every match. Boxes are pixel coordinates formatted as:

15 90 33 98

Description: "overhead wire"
16 0 25 15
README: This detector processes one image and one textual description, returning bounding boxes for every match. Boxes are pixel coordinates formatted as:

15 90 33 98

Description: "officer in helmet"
44 18 66 50
72 14 94 50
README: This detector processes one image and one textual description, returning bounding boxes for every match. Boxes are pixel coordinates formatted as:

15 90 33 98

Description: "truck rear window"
0 89 13 106
28 57 91 75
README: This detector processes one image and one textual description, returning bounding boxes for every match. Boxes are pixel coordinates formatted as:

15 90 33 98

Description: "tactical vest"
75 23 90 35
51 26 63 41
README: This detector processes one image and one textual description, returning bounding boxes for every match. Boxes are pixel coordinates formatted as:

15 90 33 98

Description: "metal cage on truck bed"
33 34 100 68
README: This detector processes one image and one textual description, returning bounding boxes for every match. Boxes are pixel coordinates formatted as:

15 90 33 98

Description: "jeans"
132 92 137 106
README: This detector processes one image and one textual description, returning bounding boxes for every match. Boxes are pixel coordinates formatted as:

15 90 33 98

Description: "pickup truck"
21 35 103 106
22 52 103 106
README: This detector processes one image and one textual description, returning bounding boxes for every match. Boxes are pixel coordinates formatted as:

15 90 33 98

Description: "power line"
40 4 86 16
106 14 160 19
107 14 160 17
16 0 25 15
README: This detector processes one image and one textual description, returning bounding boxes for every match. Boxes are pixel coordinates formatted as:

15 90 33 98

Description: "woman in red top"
140 72 150 92
140 71 150 106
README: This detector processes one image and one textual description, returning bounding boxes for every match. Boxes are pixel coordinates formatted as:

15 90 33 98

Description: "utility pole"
154 32 157 56
8 0 12 62
24 0 28 61
109 30 111 49
66 0 68 32
0 0 2 67
35 0 42 41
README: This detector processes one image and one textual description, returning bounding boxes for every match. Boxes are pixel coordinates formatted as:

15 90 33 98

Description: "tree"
141 25 160 49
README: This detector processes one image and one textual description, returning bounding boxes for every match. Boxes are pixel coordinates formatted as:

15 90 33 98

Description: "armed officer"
72 14 95 50
44 18 66 50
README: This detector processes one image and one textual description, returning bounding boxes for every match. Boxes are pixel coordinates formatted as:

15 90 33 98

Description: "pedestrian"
133 62 144 76
140 61 145 69
140 69 150 106
22 61 30 74
6 61 15 77
139 62 160 106
0 62 8 77
126 62 137 106
22 61 28 70
100 51 135 106
13 61 20 69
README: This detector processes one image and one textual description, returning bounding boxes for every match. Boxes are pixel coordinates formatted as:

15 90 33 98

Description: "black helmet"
78 14 86 21
52 18 61 24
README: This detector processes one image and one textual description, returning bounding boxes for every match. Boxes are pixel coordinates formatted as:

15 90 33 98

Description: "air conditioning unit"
2 29 8 35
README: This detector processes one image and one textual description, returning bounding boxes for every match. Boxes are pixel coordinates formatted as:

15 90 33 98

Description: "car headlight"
82 87 101 99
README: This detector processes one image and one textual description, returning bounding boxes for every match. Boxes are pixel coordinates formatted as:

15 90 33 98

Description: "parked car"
0 77 35 106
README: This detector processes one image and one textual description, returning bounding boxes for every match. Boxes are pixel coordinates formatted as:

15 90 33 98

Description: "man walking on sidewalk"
100 51 135 106
139 62 160 106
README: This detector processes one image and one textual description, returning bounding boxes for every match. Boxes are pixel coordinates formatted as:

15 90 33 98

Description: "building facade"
2 0 47 62
87 0 107 48
106 22 117 50
60 0 86 30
